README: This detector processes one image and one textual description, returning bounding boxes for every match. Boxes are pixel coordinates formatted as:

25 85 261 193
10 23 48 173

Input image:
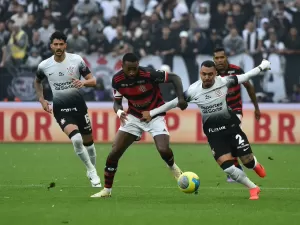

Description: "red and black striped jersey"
112 66 168 118
218 64 249 114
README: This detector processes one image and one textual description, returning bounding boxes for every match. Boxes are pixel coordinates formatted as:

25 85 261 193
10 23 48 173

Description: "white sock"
252 156 258 169
224 165 257 189
71 133 95 172
85 143 96 166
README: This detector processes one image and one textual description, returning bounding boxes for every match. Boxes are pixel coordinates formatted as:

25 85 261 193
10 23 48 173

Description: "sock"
160 149 175 167
224 165 257 189
84 143 97 166
104 158 118 188
70 133 95 172
243 156 258 169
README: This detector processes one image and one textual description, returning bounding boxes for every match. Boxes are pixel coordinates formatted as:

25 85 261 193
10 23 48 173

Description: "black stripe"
68 130 80 139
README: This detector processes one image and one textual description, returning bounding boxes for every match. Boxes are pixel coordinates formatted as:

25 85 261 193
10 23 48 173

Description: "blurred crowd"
0 0 300 102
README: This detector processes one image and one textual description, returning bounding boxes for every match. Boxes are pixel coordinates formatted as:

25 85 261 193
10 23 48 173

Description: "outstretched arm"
150 98 179 117
226 60 271 87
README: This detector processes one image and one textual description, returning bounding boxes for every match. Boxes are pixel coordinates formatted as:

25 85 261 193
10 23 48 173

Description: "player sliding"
213 47 261 183
142 60 269 200
91 53 188 198
34 31 101 187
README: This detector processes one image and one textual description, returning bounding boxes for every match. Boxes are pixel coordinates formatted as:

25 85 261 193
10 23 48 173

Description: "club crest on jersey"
215 88 223 97
227 70 235 74
67 66 75 76
139 85 147 92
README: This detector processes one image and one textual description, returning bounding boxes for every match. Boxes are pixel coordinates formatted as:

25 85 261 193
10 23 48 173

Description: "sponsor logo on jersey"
131 101 151 108
227 70 235 74
208 126 226 133
200 102 223 114
53 81 74 90
61 107 77 112
205 95 211 100
59 72 64 76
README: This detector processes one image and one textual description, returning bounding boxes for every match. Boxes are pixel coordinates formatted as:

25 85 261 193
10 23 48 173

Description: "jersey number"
84 114 90 125
235 134 245 146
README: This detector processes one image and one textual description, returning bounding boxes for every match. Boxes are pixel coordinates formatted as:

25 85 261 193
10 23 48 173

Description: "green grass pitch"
0 143 300 225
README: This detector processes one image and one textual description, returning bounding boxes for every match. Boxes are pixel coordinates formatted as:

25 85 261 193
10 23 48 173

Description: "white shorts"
119 114 169 138
236 114 242 128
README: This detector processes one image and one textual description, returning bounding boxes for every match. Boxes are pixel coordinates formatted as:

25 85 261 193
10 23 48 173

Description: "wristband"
117 109 124 118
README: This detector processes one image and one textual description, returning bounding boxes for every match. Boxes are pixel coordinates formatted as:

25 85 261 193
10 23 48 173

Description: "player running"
34 31 101 187
91 53 187 198
142 59 269 200
213 47 261 183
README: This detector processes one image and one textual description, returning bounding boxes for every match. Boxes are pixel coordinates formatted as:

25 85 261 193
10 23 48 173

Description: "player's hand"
117 109 128 126
40 99 52 114
254 109 261 121
259 59 271 71
177 98 188 110
141 111 152 122
72 78 85 89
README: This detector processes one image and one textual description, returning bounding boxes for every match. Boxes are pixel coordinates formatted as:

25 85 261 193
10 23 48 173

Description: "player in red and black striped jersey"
213 47 261 183
91 53 188 197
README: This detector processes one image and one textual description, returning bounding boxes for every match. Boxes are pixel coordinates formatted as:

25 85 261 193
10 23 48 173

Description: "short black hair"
50 31 67 43
122 53 139 63
214 47 225 53
201 60 216 68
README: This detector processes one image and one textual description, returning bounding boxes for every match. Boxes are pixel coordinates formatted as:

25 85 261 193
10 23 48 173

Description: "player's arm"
150 70 187 110
148 85 195 117
225 60 271 87
75 57 96 87
112 79 127 124
243 82 260 116
34 66 52 113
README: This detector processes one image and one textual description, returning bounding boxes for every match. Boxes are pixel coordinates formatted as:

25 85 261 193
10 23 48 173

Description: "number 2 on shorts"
235 134 245 146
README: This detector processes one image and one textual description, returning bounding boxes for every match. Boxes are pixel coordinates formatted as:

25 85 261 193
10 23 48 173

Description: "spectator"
85 14 104 41
111 25 131 57
25 46 42 69
67 27 89 54
223 27 245 56
22 14 37 45
10 4 27 27
37 17 55 44
74 0 99 24
193 2 211 32
103 16 118 43
99 0 120 23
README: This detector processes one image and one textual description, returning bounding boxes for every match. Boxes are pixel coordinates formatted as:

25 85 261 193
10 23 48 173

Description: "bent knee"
240 154 254 165
70 132 83 148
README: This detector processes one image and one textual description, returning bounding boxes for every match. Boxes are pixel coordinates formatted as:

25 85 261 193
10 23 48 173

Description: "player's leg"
227 114 244 183
209 136 259 200
91 114 142 197
77 111 101 187
233 129 266 179
148 116 182 179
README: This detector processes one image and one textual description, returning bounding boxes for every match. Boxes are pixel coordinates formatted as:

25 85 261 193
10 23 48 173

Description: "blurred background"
0 0 300 103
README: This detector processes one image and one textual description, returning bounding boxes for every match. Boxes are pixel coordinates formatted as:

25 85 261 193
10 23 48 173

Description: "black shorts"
54 110 92 135
207 126 252 160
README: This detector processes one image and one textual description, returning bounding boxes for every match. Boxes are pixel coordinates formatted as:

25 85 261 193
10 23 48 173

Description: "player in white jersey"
34 31 101 187
141 60 270 200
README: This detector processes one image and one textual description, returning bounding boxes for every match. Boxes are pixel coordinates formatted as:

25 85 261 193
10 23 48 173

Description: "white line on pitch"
0 184 299 190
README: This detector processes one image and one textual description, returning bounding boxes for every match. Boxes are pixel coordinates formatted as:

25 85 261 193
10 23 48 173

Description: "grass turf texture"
0 143 299 225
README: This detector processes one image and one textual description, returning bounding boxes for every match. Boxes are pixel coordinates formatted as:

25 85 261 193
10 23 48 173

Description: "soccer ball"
177 172 200 194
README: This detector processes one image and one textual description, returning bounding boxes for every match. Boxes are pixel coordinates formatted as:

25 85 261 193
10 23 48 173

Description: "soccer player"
91 53 187 198
142 60 269 200
213 47 261 183
34 31 101 187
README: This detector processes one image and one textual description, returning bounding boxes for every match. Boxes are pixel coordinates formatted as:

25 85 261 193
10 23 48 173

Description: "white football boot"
91 188 112 198
87 170 101 188
169 163 183 180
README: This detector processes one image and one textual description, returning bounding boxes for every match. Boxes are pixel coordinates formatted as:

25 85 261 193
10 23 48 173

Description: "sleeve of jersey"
78 57 91 77
112 79 123 100
36 65 46 80
226 67 261 87
149 98 178 117
150 70 168 83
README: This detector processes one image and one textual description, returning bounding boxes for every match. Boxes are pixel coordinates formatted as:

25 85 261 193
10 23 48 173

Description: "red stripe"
228 85 241 92
227 93 241 102
118 83 154 96
229 64 241 70
165 72 168 82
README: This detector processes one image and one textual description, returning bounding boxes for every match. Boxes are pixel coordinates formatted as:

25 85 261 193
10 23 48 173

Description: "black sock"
104 158 118 188
160 149 175 167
